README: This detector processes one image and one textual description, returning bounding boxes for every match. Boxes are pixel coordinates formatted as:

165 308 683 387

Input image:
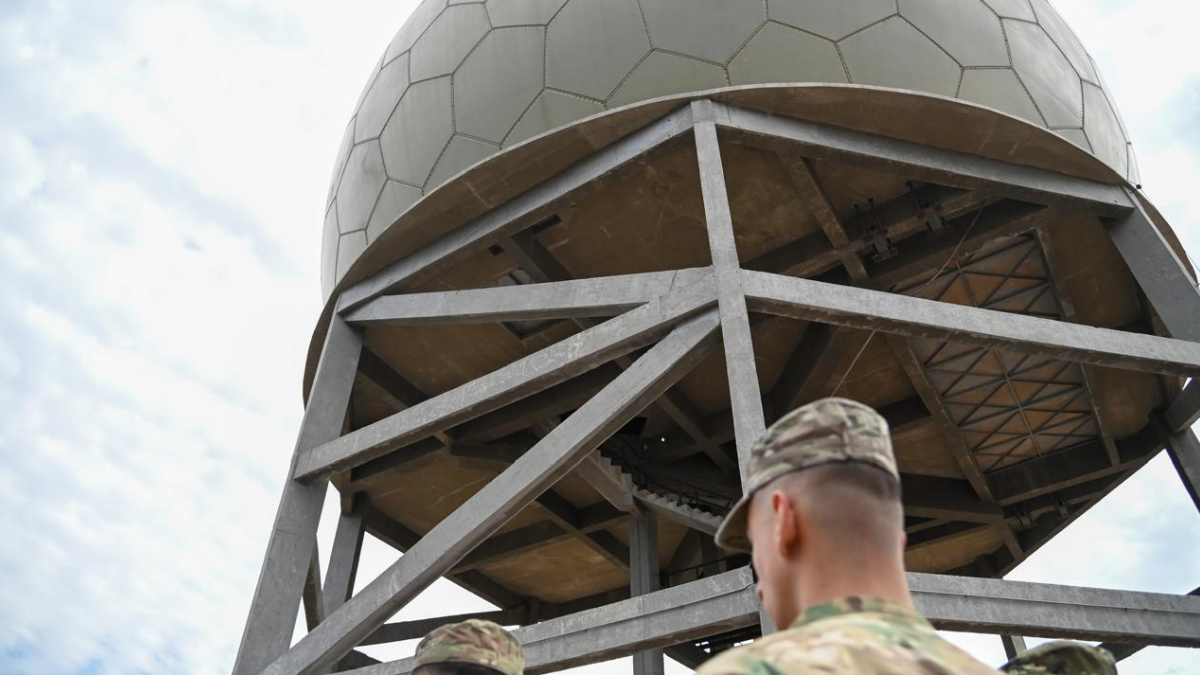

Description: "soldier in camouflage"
413 619 525 675
1001 640 1116 675
698 397 1005 675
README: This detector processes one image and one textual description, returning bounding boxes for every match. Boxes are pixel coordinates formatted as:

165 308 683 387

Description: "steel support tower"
233 97 1200 675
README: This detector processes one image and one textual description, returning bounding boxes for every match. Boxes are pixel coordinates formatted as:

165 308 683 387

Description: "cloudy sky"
0 1 1197 675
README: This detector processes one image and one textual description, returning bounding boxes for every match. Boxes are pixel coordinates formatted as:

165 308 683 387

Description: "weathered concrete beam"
337 107 695 311
1166 428 1200 514
259 312 721 675
1001 635 1028 659
910 573 1200 646
1166 384 1200 433
302 545 324 631
506 226 736 475
344 269 710 327
715 103 1132 217
868 201 1047 288
775 151 868 279
1103 190 1200 343
338 569 1200 675
455 368 619 444
361 508 524 610
887 334 994 502
900 474 1003 524
987 425 1161 504
360 608 527 646
1097 586 1200 662
744 270 1200 377
295 282 716 480
321 503 366 620
232 318 362 675
630 502 665 675
693 104 767 482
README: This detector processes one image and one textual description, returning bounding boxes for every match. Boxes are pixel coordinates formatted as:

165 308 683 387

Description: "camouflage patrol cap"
714 397 898 552
413 619 525 675
1001 641 1117 675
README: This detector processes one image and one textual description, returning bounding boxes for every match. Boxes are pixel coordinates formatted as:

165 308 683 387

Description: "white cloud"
0 1 1197 675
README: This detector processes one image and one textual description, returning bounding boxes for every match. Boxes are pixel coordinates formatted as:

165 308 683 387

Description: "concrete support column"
321 497 367 618
1001 634 1027 660
232 317 363 675
692 101 767 482
631 504 665 675
693 99 774 637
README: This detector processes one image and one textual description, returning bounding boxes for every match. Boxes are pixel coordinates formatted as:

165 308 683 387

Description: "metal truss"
234 99 1200 675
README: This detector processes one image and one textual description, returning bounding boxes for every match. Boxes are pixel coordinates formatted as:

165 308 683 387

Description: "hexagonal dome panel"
379 77 453 187
454 28 546 143
609 52 726 108
409 4 489 82
355 54 409 143
504 91 605 147
327 119 355 207
1082 83 1128 178
982 0 1036 20
367 181 422 242
900 0 1008 67
641 0 765 65
1005 19 1082 127
1029 0 1097 83
728 22 846 86
322 0 1137 294
768 0 896 40
486 0 569 27
335 141 387 235
383 0 447 64
840 17 961 97
546 0 650 100
958 69 1043 125
427 135 499 188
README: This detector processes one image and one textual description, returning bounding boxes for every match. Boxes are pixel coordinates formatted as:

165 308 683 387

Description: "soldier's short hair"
792 460 901 503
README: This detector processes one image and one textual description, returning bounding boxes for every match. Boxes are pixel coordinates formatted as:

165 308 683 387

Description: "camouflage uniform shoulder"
697 599 1001 675
1001 641 1117 675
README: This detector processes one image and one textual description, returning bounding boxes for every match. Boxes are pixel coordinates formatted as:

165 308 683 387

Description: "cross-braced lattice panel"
899 237 1101 471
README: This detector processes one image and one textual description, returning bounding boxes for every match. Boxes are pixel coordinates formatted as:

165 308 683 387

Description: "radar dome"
322 0 1135 296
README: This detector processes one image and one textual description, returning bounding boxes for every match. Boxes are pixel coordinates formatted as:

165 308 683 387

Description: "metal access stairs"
583 445 725 535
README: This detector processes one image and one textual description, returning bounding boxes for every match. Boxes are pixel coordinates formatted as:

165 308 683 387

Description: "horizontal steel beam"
715 103 1131 217
295 281 716 480
337 107 694 311
344 268 711 327
742 270 1200 377
340 568 1200 675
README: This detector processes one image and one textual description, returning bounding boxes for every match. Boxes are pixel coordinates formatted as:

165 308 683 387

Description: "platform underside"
322 98 1177 622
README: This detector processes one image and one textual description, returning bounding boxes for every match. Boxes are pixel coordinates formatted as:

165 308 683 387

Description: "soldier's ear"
770 490 798 556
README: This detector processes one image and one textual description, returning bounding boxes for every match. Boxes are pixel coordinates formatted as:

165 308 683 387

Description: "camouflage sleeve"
695 649 779 675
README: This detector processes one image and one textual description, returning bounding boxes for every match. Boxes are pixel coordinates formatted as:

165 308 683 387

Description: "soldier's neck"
795 556 914 621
